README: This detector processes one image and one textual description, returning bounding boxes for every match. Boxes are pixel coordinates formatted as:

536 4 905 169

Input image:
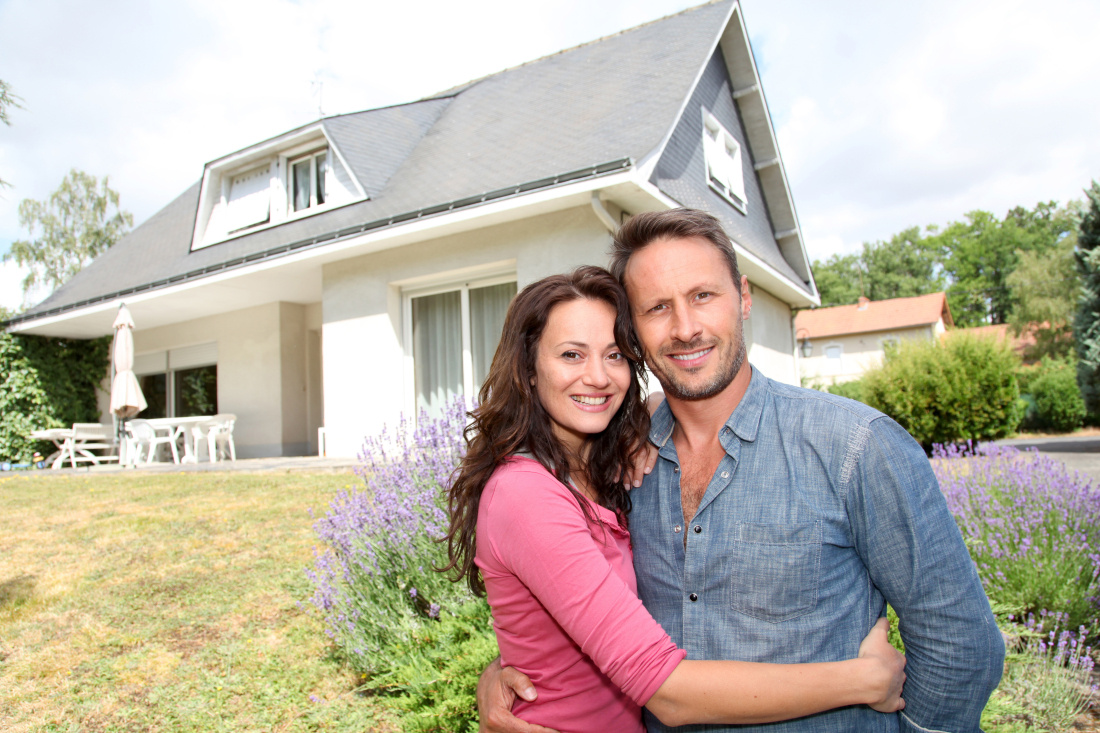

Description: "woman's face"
534 298 632 455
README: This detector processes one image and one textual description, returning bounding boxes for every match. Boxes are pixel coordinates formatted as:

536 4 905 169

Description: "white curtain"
470 282 517 392
413 290 463 417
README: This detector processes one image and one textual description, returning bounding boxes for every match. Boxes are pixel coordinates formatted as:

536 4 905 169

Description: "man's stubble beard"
648 324 747 402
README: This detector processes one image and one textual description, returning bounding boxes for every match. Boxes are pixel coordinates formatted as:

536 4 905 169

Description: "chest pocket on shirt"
728 521 821 623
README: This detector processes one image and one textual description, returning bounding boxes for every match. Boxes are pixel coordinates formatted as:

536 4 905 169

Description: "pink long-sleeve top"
476 456 685 732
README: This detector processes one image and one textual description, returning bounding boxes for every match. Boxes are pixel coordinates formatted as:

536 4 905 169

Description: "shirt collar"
647 365 769 447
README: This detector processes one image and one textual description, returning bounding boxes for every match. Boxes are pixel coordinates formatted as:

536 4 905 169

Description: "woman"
444 266 904 731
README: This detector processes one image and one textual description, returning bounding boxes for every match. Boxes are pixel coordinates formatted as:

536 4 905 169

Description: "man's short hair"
609 208 741 287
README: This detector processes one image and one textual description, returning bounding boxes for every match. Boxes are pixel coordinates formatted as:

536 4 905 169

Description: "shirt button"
693 525 702 534
689 593 698 602
673 525 682 533
673 466 680 473
721 471 729 479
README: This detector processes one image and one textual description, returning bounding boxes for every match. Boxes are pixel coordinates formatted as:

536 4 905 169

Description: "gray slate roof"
21 0 791 321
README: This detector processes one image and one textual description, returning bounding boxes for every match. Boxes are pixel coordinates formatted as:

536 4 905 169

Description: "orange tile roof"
794 292 953 339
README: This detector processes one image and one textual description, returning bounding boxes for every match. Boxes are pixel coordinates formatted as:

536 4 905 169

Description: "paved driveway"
995 435 1100 484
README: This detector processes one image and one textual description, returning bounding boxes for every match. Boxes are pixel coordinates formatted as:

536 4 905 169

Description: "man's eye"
696 292 713 301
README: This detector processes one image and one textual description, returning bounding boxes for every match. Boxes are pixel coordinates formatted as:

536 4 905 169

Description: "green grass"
0 470 396 733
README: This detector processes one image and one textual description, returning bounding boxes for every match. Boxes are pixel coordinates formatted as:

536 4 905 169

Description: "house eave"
8 159 640 338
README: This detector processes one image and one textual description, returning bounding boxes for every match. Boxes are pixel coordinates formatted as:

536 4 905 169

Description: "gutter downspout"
591 192 618 234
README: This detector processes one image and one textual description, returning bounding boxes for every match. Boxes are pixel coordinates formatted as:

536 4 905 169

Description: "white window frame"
288 148 329 214
702 109 747 213
400 265 517 418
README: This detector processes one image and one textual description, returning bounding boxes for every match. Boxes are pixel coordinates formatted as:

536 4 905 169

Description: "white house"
5 0 820 458
795 293 954 386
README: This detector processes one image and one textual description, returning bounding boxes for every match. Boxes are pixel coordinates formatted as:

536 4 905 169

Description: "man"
480 209 1004 732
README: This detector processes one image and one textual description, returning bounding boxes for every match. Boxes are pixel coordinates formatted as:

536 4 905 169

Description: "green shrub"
1018 358 1086 433
378 599 499 732
826 379 865 404
0 332 110 463
861 334 1023 449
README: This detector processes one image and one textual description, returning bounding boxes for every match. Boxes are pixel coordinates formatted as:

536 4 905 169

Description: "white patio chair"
125 419 180 464
205 413 237 462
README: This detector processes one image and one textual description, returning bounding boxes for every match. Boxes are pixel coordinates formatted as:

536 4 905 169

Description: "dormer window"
225 166 272 233
702 110 747 213
192 126 367 251
291 150 328 212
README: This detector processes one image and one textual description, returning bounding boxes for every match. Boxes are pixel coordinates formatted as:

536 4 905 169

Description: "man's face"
622 236 750 401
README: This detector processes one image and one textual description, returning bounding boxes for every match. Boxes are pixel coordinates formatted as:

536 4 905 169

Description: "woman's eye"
607 352 624 362
562 351 581 360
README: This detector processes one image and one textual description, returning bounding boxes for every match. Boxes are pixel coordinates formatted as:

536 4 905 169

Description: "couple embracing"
443 209 1004 733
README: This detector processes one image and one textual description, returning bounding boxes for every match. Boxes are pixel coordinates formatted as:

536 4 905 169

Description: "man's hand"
857 618 906 713
477 657 559 733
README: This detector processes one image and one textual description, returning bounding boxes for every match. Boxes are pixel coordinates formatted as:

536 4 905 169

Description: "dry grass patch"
0 471 397 733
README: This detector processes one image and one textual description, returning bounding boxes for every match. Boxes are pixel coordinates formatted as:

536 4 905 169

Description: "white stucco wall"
743 283 797 386
800 325 935 387
321 205 806 455
130 301 314 458
321 205 615 457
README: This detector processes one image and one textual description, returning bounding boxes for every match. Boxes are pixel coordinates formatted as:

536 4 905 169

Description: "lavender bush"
985 611 1098 730
306 399 481 672
933 443 1100 633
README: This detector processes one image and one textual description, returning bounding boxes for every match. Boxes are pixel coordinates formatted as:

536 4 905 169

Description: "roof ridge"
420 1 727 100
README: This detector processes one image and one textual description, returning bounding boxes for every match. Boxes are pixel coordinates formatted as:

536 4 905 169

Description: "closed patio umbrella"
110 304 146 464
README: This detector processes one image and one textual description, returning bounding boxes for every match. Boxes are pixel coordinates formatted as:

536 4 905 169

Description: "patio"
6 454 357 476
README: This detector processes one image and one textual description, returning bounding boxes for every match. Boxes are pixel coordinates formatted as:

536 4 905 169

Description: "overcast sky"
2 0 1099 309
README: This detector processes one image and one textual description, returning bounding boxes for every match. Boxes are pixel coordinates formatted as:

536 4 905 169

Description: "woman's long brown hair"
443 266 650 596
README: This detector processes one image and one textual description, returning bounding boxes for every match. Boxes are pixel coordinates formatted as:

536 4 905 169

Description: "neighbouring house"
795 293 954 386
4 0 820 458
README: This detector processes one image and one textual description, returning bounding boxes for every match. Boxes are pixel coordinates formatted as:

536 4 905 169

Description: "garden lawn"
0 470 397 733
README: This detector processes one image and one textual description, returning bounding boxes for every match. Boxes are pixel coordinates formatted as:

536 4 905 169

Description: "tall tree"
929 210 1036 327
1074 180 1100 416
3 169 133 299
1007 233 1079 360
860 226 944 301
811 227 943 307
0 79 24 188
811 252 863 306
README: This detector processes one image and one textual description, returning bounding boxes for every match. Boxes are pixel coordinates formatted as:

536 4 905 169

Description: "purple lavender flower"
932 442 1100 631
305 397 473 671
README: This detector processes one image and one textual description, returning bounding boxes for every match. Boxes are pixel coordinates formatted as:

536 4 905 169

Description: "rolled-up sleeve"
481 466 685 705
847 417 1004 733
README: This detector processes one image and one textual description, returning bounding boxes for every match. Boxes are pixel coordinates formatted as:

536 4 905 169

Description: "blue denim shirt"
632 368 1004 733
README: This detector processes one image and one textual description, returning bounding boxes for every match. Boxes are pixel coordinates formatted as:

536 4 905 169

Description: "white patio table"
27 428 73 469
29 425 118 469
145 416 218 464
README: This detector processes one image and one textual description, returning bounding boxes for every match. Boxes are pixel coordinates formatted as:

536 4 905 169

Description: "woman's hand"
857 617 906 713
623 441 658 489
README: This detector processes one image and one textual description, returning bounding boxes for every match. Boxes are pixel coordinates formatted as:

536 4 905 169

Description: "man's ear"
740 275 752 320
